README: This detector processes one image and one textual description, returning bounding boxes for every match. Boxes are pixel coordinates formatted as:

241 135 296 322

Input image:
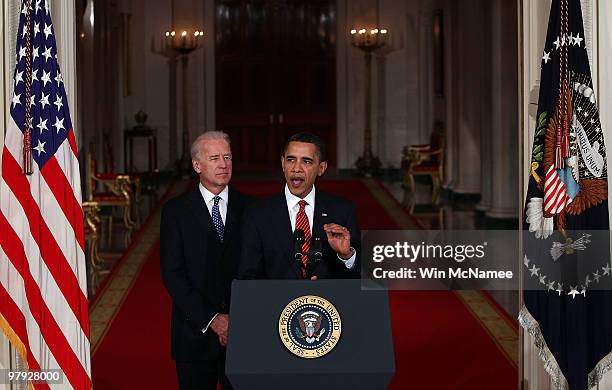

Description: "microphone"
293 229 305 262
312 237 323 262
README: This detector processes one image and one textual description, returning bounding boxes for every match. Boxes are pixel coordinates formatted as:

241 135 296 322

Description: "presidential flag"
0 0 91 389
520 0 612 389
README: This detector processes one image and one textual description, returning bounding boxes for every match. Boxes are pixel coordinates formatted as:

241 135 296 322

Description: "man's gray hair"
190 131 231 160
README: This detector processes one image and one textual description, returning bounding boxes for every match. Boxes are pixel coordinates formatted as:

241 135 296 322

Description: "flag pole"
22 0 33 175
517 0 525 382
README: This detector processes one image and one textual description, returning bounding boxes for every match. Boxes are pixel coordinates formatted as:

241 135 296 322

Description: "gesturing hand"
323 223 352 259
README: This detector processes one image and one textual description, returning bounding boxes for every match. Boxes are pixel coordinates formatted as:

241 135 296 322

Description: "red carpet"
91 243 174 390
388 291 516 389
91 179 517 389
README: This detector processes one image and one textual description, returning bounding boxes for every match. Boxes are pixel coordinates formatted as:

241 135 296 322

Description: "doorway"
215 0 337 173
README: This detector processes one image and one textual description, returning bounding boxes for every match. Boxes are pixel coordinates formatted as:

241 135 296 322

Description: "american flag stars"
42 46 52 61
43 23 52 39
523 254 612 297
33 139 46 156
10 0 72 167
36 118 48 134
53 117 65 134
55 71 63 86
542 32 585 65
54 95 63 111
40 92 50 109
15 70 24 85
18 45 27 61
41 69 51 86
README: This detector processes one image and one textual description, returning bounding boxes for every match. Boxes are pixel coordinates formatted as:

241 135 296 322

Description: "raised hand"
323 223 352 259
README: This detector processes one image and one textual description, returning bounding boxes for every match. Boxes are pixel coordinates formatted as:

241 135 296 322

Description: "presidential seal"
278 295 342 359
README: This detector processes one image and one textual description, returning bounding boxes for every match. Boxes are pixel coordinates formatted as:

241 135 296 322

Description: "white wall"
120 0 431 171
338 0 433 169
117 0 509 179
100 0 516 187
115 0 208 171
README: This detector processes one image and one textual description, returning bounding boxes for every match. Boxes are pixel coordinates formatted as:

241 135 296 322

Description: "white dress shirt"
199 183 228 224
284 185 356 269
198 183 228 334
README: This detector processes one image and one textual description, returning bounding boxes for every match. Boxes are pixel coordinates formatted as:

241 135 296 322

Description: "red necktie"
295 200 311 278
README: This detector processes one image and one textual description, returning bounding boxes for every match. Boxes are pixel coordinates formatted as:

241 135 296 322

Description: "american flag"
543 165 569 215
0 0 91 389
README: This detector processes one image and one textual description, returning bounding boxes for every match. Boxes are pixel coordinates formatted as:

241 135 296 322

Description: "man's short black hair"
283 132 327 162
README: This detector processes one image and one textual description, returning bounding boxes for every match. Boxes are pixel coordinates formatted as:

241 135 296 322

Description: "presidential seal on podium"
278 295 342 359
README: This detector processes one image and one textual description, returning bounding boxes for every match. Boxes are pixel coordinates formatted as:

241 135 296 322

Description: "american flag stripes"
543 165 569 215
1 0 91 389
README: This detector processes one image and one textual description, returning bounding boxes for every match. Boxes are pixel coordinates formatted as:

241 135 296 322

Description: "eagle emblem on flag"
520 1 612 389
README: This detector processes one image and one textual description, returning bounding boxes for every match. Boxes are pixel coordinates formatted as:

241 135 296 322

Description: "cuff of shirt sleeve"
337 247 356 269
202 313 219 334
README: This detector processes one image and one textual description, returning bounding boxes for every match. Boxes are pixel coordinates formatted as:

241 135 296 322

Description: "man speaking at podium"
239 132 360 280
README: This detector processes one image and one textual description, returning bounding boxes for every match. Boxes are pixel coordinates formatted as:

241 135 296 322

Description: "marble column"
476 0 493 211
417 0 434 153
375 52 387 166
485 0 518 219
447 0 481 195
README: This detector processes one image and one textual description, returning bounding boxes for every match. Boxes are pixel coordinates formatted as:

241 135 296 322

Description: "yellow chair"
102 140 144 224
401 127 445 208
86 153 135 245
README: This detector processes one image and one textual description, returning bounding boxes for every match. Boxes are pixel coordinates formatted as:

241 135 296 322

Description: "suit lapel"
223 189 238 246
272 193 301 277
188 187 220 243
275 193 294 254
312 191 327 242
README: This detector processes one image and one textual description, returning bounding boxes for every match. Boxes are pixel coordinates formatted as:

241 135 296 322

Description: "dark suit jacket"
239 190 361 279
160 186 254 361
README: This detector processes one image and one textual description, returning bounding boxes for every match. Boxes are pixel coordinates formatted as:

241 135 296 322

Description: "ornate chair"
83 201 103 269
103 139 144 225
401 125 445 208
83 201 110 296
86 153 135 245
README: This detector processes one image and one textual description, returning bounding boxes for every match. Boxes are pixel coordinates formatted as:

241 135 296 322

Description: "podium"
226 280 395 390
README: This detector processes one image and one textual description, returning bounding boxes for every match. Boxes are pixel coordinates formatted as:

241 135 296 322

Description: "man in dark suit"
161 131 253 390
239 132 360 280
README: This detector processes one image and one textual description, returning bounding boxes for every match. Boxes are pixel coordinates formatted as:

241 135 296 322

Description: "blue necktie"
212 196 224 242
